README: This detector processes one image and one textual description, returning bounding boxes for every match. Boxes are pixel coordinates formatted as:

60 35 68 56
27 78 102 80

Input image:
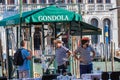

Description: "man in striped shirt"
73 37 96 77
54 39 72 75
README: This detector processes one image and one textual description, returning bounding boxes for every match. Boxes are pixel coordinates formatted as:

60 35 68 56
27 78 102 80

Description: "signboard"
38 15 69 21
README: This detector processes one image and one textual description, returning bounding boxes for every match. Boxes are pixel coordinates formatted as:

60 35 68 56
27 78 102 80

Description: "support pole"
0 39 4 76
20 0 22 41
111 41 115 71
69 22 73 74
42 23 45 54
80 22 82 39
6 28 11 79
105 44 108 72
16 0 23 77
16 27 19 49
54 23 57 73
54 23 57 39
30 25 34 78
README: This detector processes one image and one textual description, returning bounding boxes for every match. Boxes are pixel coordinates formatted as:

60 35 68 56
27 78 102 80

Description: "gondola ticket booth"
0 5 101 79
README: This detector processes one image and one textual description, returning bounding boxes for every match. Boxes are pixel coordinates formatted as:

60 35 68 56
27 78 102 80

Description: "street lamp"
109 6 120 11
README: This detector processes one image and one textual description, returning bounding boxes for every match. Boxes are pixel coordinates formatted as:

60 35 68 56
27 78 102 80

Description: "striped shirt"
75 45 94 65
55 46 69 66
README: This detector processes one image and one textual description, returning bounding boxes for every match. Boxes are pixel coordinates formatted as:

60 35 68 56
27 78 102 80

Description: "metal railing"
87 3 113 11
0 3 113 16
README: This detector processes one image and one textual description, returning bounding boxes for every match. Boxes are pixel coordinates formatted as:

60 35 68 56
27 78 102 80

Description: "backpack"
13 49 24 66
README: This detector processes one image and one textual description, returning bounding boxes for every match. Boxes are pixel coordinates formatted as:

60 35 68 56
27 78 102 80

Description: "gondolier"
54 39 72 75
73 37 96 77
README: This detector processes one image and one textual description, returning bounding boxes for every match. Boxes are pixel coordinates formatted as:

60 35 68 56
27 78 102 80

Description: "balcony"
0 3 113 17
87 3 113 11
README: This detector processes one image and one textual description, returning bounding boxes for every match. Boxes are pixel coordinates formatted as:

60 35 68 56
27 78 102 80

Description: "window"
39 0 46 3
0 0 5 4
88 0 94 3
103 18 111 44
106 0 111 3
67 0 70 3
8 0 14 4
91 18 98 44
91 18 98 27
30 0 37 3
31 0 36 3
23 0 27 4
97 0 103 3
49 0 55 3
78 0 83 3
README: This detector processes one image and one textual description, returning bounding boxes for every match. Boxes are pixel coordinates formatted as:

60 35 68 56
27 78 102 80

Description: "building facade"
117 0 120 47
81 0 118 47
0 0 118 51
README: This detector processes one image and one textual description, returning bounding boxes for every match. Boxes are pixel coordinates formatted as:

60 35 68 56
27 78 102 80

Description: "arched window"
103 18 111 44
78 0 83 3
97 0 103 3
88 0 94 3
105 0 111 3
23 0 27 4
91 18 98 26
91 18 98 44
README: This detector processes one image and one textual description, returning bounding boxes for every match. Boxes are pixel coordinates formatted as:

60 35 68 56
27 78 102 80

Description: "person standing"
18 40 32 79
54 39 72 75
73 37 95 77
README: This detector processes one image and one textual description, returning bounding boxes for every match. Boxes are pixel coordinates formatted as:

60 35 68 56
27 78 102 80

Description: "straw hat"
53 39 63 44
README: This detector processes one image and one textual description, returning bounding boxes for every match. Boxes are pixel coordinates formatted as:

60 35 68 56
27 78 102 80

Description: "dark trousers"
80 63 93 76
57 64 67 74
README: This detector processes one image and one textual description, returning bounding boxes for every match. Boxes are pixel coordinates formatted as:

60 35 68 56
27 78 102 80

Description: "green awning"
0 9 38 26
25 6 82 23
70 21 102 35
81 21 101 35
0 5 82 26
0 5 101 35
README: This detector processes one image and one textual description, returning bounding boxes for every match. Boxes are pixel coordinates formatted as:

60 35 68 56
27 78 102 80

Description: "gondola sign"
38 15 69 21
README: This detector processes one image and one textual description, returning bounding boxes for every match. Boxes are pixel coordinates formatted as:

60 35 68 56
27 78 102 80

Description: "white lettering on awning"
38 15 69 21
6 20 15 25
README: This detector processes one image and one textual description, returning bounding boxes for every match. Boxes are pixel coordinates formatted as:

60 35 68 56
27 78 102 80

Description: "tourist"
18 40 32 78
